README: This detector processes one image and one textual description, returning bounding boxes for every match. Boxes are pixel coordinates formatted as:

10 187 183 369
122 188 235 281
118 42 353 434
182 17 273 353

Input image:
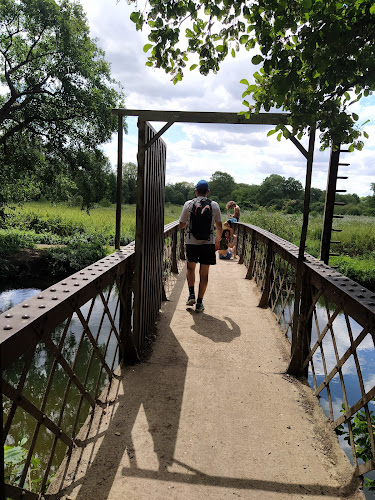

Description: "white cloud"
79 0 375 196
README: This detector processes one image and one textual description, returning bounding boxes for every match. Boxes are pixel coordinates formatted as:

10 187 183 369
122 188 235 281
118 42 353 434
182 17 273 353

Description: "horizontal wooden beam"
112 109 289 126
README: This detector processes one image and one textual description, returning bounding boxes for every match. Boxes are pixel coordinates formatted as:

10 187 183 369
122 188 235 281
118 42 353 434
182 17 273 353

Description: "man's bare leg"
198 264 210 299
186 261 196 287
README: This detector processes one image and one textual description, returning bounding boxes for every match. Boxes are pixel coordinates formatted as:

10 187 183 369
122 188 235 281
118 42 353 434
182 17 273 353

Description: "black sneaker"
186 294 196 306
195 302 205 313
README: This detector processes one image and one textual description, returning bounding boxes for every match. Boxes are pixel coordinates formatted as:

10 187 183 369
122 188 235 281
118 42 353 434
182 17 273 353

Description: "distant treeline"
24 162 374 217
165 171 375 216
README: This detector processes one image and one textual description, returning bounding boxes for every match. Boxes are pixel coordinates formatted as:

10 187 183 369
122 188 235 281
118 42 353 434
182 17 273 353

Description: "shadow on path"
119 460 360 497
187 309 241 343
54 273 189 499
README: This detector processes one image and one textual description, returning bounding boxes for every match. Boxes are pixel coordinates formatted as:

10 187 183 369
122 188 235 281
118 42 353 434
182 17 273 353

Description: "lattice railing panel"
2 223 187 498
1 245 136 498
162 222 185 300
237 221 375 476
269 255 297 337
2 285 123 492
301 281 375 473
251 239 268 287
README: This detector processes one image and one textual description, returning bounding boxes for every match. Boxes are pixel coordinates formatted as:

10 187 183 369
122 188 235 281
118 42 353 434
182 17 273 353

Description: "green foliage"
0 230 37 254
258 174 303 207
4 437 28 488
44 240 108 277
165 181 194 204
338 402 375 492
99 198 113 208
330 255 375 290
0 0 125 205
231 183 260 209
241 207 302 243
122 162 138 204
130 0 373 149
209 171 236 201
4 436 50 493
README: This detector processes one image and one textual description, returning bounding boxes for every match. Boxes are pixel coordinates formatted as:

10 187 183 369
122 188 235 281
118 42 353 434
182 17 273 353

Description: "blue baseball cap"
195 179 209 192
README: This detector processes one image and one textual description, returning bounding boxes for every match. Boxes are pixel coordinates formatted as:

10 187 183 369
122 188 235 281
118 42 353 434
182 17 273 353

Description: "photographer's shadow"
188 309 241 343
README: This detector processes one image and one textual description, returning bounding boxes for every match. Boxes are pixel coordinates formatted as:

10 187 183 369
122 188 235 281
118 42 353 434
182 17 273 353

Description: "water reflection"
1 286 120 485
0 288 40 314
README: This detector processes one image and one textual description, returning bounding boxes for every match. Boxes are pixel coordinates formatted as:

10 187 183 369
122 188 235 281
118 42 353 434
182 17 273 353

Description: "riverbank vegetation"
1 201 375 290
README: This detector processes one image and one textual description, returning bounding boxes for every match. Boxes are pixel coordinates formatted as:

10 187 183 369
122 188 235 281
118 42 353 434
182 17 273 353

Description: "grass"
2 202 375 289
239 209 375 290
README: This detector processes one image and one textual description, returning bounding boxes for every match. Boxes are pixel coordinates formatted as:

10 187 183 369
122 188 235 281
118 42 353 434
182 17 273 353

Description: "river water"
1 285 119 488
1 286 374 497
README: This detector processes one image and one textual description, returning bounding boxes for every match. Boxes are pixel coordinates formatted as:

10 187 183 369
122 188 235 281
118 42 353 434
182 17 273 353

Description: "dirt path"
50 259 364 499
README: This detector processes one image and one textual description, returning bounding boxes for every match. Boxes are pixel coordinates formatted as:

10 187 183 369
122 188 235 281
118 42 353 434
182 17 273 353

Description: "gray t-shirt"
179 197 222 245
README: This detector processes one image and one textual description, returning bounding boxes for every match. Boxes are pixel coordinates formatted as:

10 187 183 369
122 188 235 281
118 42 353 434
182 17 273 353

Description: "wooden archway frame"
112 109 316 352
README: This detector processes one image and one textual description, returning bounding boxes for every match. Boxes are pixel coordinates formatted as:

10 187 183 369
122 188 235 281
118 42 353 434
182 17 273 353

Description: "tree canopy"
130 0 374 150
0 0 124 205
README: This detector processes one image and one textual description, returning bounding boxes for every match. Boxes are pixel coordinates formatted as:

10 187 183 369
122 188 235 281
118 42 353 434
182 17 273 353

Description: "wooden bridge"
1 117 375 499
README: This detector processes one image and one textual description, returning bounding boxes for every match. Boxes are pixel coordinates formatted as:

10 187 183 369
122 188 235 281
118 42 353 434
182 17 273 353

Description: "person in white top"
178 180 222 312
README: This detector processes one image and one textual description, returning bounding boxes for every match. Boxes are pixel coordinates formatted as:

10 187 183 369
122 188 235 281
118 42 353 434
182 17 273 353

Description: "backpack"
189 198 213 240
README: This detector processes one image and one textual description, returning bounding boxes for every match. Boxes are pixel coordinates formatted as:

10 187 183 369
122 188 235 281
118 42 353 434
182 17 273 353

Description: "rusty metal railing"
1 223 185 499
235 222 375 477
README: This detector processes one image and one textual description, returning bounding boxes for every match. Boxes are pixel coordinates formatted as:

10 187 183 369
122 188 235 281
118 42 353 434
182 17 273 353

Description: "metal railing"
4 217 375 496
235 222 375 476
1 223 185 499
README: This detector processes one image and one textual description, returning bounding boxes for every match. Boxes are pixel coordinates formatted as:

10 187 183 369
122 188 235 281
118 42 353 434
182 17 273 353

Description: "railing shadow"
53 271 188 499
119 462 360 497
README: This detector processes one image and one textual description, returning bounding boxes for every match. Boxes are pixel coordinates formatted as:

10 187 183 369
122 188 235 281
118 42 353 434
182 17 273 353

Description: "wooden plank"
112 109 289 126
320 146 340 264
115 115 123 249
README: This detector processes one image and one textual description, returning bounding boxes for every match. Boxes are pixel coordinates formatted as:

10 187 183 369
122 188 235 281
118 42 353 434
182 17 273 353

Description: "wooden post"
0 347 4 500
289 123 316 372
258 241 273 308
238 225 246 265
133 117 146 351
115 115 123 250
119 261 138 363
179 229 186 260
171 231 178 274
320 145 340 264
246 229 256 280
287 269 313 377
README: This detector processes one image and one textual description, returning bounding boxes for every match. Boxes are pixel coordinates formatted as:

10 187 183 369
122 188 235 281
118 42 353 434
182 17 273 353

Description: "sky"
79 0 375 197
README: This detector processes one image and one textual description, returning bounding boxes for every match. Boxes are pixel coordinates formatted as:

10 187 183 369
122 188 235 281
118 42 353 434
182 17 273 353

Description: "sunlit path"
49 259 363 500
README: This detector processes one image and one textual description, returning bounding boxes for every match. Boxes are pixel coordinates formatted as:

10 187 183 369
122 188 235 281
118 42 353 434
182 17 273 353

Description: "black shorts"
186 244 216 265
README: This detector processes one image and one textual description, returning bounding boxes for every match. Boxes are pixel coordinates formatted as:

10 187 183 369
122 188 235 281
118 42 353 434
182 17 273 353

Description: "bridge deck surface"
51 259 364 499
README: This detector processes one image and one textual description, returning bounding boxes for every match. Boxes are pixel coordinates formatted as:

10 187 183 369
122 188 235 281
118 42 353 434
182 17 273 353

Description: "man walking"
178 180 222 312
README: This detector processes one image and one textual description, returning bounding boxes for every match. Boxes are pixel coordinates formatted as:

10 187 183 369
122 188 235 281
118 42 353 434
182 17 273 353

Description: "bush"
44 240 108 278
0 230 36 254
330 255 375 290
99 198 112 208
67 194 83 207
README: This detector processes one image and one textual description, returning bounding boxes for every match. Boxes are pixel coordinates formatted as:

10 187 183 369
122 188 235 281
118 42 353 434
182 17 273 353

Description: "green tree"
0 0 124 204
130 0 373 150
368 183 375 211
231 183 260 208
283 177 303 200
258 174 285 206
123 162 137 204
310 187 325 203
165 181 194 204
73 150 112 212
209 171 236 202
